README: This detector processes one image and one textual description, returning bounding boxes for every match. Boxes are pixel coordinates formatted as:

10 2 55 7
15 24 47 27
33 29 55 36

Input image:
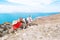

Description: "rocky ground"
0 24 60 40
0 14 60 40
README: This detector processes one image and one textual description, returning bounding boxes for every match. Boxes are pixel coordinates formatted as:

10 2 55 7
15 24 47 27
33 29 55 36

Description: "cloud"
7 0 55 5
0 0 60 13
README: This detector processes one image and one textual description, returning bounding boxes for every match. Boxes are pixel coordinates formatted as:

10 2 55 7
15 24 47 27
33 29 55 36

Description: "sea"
0 13 59 24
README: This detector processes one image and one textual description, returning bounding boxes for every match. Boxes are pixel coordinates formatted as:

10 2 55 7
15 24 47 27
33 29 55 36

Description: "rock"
4 22 11 25
0 23 12 37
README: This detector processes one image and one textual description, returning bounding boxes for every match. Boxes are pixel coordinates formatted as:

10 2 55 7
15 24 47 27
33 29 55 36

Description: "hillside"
0 14 60 40
32 14 60 24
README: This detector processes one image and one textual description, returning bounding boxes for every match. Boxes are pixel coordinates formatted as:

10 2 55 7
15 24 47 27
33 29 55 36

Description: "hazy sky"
0 0 60 13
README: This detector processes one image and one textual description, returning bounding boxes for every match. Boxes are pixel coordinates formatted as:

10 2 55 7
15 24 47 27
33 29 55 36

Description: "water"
0 13 59 24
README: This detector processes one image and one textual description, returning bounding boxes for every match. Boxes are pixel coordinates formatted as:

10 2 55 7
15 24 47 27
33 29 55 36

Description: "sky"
0 0 60 13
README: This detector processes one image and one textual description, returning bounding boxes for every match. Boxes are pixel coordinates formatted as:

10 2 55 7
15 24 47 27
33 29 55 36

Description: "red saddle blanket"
13 22 22 30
